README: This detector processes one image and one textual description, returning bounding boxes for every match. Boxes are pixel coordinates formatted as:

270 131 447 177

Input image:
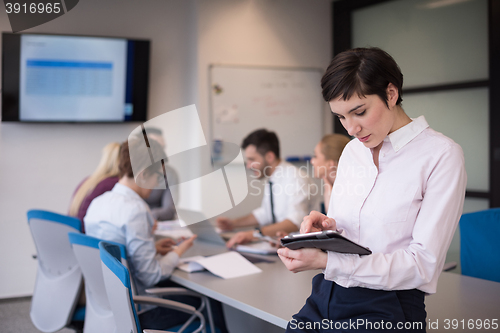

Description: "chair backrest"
27 209 83 332
99 241 142 333
460 208 500 282
69 233 128 333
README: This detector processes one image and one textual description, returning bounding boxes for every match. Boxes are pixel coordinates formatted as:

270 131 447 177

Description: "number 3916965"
5 3 61 14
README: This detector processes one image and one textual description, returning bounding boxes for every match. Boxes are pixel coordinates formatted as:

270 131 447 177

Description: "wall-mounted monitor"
1 32 150 122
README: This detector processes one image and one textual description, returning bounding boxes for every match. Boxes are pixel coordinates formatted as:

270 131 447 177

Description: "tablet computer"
280 230 372 255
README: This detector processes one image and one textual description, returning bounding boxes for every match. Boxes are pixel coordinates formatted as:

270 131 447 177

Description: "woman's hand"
277 247 328 273
300 211 337 234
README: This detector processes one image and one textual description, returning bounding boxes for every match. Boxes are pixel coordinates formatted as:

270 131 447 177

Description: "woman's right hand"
173 235 197 257
300 211 336 234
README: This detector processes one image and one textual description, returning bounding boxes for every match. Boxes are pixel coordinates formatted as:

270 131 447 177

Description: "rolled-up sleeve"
252 206 267 225
254 164 314 227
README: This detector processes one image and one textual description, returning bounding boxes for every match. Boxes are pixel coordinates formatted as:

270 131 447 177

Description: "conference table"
173 240 500 332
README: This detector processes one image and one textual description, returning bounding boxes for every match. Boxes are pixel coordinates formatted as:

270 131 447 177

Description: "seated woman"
69 142 120 231
311 134 350 214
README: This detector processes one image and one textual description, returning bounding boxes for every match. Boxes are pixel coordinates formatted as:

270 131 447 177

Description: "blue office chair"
99 241 208 333
27 210 85 332
460 208 500 282
69 233 128 333
69 233 213 332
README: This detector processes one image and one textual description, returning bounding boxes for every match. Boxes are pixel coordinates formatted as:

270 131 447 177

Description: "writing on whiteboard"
252 94 302 116
215 105 239 124
260 80 306 90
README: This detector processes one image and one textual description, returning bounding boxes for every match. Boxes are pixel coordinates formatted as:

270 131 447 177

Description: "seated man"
217 129 317 248
85 139 227 332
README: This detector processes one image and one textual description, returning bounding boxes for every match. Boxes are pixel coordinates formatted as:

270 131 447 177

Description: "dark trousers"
138 279 229 333
287 274 426 333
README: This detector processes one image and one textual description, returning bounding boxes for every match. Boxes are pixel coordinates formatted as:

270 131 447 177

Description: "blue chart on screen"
19 35 127 121
25 60 113 96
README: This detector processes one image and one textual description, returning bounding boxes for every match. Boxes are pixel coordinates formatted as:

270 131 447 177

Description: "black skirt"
287 273 426 333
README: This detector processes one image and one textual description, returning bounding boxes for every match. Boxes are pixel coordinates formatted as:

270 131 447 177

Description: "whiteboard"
209 65 324 162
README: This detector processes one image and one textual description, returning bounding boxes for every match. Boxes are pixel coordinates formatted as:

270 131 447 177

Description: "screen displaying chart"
19 35 128 121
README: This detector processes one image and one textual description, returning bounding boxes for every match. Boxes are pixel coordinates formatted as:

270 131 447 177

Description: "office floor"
0 297 74 333
0 297 284 333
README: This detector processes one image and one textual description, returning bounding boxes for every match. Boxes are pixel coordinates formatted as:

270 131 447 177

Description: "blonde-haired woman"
311 134 351 213
69 142 120 230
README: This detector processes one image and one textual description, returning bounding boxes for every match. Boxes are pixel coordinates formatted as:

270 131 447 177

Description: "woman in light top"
311 134 351 214
69 142 120 230
278 47 467 332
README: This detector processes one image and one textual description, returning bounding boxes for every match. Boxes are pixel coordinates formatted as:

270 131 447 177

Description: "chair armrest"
133 295 196 314
145 287 201 298
144 288 215 333
134 295 205 333
442 261 458 272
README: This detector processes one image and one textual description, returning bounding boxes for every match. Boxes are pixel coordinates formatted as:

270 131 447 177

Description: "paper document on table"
176 252 262 279
156 220 193 239
178 256 205 273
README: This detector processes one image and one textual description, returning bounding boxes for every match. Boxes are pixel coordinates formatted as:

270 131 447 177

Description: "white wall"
0 0 198 298
194 3 331 331
197 0 333 142
0 0 332 300
196 0 333 216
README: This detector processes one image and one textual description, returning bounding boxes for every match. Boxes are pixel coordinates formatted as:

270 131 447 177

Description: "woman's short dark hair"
242 129 280 159
321 47 403 107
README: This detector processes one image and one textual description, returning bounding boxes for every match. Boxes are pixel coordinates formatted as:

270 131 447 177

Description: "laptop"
178 209 277 256
178 209 226 246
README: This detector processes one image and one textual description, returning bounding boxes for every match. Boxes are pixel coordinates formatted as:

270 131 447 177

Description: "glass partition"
403 88 489 191
352 0 488 88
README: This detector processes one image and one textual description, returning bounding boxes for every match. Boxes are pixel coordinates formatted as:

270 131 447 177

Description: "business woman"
278 47 467 332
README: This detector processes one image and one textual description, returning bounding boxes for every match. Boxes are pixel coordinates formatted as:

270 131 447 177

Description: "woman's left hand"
277 247 328 273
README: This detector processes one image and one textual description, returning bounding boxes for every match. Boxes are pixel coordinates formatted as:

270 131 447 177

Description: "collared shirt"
84 183 179 295
253 161 317 227
325 116 467 294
